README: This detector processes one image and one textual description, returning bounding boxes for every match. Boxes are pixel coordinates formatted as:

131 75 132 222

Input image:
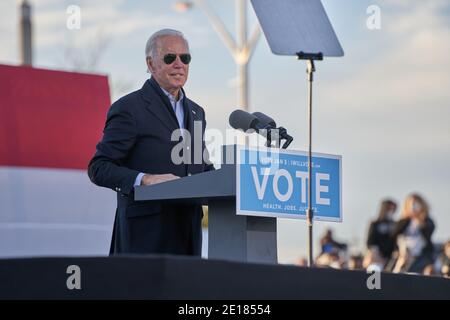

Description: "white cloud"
324 2 450 111
31 1 210 46
315 0 450 165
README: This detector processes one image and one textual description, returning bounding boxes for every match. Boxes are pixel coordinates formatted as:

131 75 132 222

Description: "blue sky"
1 0 449 263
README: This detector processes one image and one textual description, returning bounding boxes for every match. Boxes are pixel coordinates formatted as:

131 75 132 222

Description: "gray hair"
145 29 190 59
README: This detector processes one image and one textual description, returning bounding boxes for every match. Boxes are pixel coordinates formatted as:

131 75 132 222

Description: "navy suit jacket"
88 77 214 255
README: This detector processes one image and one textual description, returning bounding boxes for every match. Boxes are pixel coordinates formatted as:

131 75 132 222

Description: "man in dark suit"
88 29 214 256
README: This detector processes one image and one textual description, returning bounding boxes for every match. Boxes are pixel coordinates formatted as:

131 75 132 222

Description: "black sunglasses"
163 53 191 65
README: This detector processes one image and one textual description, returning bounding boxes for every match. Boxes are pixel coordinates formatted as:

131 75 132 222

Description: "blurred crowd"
295 193 450 278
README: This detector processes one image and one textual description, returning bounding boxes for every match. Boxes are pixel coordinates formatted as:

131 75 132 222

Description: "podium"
134 145 277 264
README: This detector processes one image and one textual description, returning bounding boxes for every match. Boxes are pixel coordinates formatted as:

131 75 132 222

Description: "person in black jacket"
391 193 435 273
88 29 214 256
366 199 397 263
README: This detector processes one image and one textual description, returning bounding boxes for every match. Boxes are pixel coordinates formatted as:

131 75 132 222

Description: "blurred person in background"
366 199 397 265
442 264 450 278
315 251 343 269
317 229 347 269
422 264 436 276
363 247 385 272
347 254 363 270
434 240 450 277
391 193 435 273
320 228 347 255
294 257 308 267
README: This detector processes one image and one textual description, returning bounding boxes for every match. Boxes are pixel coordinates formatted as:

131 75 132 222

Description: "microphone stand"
297 51 323 267
264 127 293 149
279 127 293 149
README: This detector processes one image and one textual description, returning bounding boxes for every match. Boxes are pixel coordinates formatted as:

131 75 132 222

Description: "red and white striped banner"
0 64 115 257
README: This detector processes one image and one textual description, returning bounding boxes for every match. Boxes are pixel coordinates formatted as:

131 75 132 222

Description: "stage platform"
0 255 449 299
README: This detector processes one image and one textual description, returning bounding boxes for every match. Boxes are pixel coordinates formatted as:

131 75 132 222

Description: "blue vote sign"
236 146 342 222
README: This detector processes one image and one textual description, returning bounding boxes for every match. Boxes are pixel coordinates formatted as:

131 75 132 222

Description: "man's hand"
140 174 180 186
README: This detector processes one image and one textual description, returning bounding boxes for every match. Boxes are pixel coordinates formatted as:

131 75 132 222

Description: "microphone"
229 109 271 132
252 111 276 128
253 111 293 149
229 109 294 149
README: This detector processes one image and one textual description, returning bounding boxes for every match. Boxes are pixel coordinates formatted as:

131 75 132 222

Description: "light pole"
19 0 33 66
174 0 261 111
